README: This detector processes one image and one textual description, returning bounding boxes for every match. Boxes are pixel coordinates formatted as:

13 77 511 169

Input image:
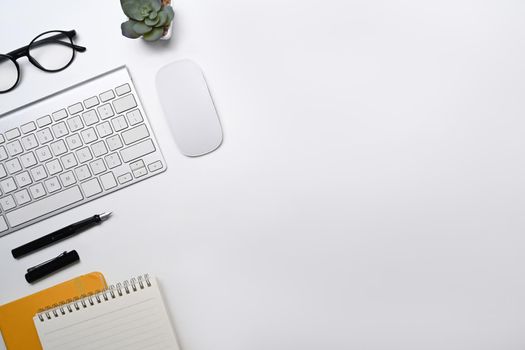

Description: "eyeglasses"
0 30 86 94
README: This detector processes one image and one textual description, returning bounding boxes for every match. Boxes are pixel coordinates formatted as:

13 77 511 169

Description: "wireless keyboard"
0 66 166 237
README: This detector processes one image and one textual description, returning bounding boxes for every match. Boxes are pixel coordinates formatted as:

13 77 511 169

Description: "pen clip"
27 251 68 272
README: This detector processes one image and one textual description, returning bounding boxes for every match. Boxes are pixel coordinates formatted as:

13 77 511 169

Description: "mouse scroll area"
156 60 223 157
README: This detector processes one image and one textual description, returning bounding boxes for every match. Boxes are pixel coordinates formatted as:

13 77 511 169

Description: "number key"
21 134 38 150
6 140 23 156
52 122 69 138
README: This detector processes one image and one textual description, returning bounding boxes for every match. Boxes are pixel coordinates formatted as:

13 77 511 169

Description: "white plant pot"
160 22 173 41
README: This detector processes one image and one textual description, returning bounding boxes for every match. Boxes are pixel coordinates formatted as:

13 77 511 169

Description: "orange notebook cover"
0 272 107 350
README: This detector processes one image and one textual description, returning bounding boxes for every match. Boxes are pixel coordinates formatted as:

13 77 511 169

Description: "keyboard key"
0 216 8 232
14 171 32 187
81 128 98 144
76 147 93 163
46 159 63 175
100 90 115 102
0 164 7 178
37 115 52 127
0 146 7 161
52 109 68 121
68 102 84 115
14 189 30 205
130 160 145 171
29 183 46 199
5 159 22 174
126 109 143 126
36 146 53 162
105 153 122 169
106 135 123 151
75 164 91 181
5 128 20 140
81 178 102 198
44 177 61 193
59 171 77 187
97 104 115 120
120 139 155 162
20 152 37 168
0 135 4 144
91 141 108 157
21 122 36 134
0 195 16 211
100 172 117 190
50 140 68 156
90 159 106 175
113 94 137 114
6 186 83 227
52 122 69 138
67 115 84 132
111 115 128 132
84 96 99 109
36 128 54 144
0 178 17 194
115 84 131 96
122 124 149 145
148 160 163 172
82 110 99 126
61 153 78 169
31 165 47 181
118 172 132 184
6 140 23 156
21 134 38 150
96 122 113 138
133 167 147 178
66 134 83 150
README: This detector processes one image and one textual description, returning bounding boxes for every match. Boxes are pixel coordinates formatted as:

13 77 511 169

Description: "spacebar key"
6 186 83 227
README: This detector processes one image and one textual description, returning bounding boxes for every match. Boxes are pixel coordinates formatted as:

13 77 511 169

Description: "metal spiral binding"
37 274 151 322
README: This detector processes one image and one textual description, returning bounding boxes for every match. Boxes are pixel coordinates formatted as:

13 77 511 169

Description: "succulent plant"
120 0 174 41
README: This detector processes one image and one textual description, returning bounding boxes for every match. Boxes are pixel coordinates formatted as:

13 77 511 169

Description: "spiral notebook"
33 275 180 350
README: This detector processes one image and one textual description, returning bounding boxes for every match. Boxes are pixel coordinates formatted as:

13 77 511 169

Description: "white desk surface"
1 1 525 349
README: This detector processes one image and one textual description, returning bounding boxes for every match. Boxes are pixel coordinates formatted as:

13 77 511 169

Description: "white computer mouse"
156 60 223 157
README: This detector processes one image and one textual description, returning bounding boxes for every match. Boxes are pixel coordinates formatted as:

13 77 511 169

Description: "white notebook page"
33 276 180 350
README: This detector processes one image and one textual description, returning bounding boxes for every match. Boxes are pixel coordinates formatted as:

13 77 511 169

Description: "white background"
1 0 525 349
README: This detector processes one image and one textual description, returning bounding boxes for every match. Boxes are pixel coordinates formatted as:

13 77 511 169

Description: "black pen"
12 212 112 259
25 250 80 283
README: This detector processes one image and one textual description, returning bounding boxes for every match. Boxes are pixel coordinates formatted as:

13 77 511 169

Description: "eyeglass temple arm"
6 31 86 58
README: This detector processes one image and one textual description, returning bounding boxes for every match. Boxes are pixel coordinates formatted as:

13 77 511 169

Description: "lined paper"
34 277 179 350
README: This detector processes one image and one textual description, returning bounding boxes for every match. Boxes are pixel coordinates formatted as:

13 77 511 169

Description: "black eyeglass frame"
0 30 86 93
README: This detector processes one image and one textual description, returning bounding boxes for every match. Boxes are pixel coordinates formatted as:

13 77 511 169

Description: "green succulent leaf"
154 6 174 27
149 10 158 20
149 0 162 12
121 0 146 20
145 16 160 26
121 0 161 21
155 11 167 27
132 21 153 35
142 27 164 41
121 20 141 39
164 6 174 23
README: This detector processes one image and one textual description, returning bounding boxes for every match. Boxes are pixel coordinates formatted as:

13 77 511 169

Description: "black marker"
12 212 112 259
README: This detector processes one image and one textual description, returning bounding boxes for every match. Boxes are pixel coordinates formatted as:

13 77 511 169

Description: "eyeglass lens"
29 31 74 71
0 56 18 92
